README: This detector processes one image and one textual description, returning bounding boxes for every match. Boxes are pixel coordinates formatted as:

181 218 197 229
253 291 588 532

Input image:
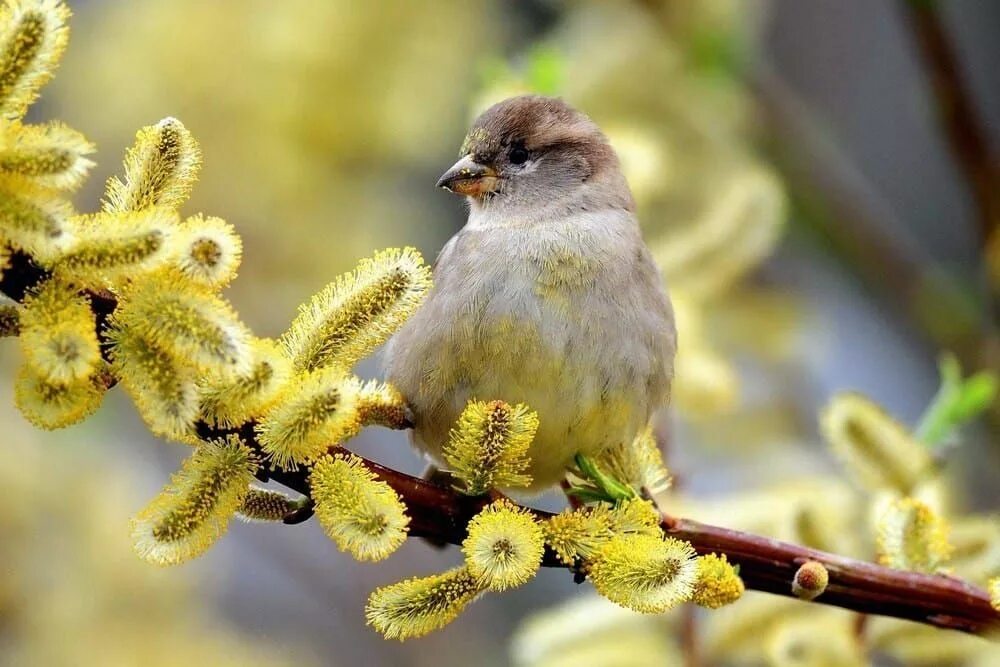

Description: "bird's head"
436 95 632 215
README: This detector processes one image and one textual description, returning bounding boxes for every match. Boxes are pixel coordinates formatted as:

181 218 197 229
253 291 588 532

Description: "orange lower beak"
436 155 500 197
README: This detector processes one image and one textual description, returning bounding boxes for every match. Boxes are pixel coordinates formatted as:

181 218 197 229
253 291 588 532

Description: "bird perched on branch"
385 95 675 490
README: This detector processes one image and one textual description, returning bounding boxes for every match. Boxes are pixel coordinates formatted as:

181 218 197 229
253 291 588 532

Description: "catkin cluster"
820 393 958 577
2 0 751 646
0 0 437 571
365 414 740 640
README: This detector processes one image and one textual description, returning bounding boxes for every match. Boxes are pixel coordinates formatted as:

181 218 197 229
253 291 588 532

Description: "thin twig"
1 247 997 637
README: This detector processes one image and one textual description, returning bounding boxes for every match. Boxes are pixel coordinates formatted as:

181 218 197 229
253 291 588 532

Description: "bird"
384 95 675 491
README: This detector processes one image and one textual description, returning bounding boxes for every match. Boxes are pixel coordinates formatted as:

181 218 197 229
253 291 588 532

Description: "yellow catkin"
607 498 662 538
310 452 409 561
691 553 744 609
199 338 291 429
588 534 698 613
0 120 93 189
237 487 301 523
365 566 483 641
443 399 539 494
652 166 786 301
0 0 70 121
820 393 935 495
53 208 177 286
170 214 242 289
256 368 361 469
109 325 199 438
130 436 257 565
792 560 829 601
281 247 431 373
13 362 103 429
18 277 99 384
462 500 544 591
103 116 201 213
544 505 615 565
876 497 953 573
766 616 868 667
0 178 72 260
356 379 410 429
594 425 672 496
0 236 10 275
114 271 252 375
949 515 1000 583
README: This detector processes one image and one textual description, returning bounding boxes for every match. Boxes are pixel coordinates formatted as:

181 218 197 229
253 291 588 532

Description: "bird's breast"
384 212 674 488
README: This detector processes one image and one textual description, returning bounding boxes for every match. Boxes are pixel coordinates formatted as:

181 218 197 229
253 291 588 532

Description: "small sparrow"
385 95 675 490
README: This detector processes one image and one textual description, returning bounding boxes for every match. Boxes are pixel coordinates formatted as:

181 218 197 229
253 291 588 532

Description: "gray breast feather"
383 210 675 488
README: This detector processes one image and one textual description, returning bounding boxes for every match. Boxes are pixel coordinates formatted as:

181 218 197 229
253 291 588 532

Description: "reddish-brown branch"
1 247 997 637
345 457 997 636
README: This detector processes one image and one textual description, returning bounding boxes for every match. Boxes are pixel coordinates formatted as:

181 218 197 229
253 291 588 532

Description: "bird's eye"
508 146 529 165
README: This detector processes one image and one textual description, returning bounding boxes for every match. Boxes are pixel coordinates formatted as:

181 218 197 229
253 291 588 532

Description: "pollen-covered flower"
103 116 201 213
53 208 177 286
356 379 410 429
0 179 72 260
170 214 242 289
989 577 999 612
281 246 431 373
199 338 291 429
130 436 257 566
114 271 252 375
820 392 935 495
18 277 98 384
594 426 672 496
792 560 829 600
607 498 662 538
0 0 70 121
691 553 744 609
310 452 409 561
256 368 361 469
13 362 103 429
462 499 544 591
237 487 302 523
366 566 483 641
109 325 199 438
0 120 93 190
588 534 698 613
443 399 538 494
876 497 952 573
544 505 615 565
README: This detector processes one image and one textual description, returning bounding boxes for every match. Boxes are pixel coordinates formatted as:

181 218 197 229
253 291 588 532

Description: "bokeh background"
2 0 999 665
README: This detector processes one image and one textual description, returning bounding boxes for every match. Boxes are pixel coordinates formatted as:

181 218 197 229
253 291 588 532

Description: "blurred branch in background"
751 65 990 364
900 0 1000 250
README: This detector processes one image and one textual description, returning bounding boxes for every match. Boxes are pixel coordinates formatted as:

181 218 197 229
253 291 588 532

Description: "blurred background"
2 0 999 665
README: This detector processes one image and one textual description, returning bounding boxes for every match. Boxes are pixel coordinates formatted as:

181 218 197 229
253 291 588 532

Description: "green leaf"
573 453 636 502
916 352 997 447
565 486 614 504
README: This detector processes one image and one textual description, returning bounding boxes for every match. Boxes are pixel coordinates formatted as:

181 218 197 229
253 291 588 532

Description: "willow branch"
296 452 998 636
1 247 997 637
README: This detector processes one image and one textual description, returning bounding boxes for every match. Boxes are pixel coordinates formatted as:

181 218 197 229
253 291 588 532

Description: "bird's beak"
436 155 500 197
